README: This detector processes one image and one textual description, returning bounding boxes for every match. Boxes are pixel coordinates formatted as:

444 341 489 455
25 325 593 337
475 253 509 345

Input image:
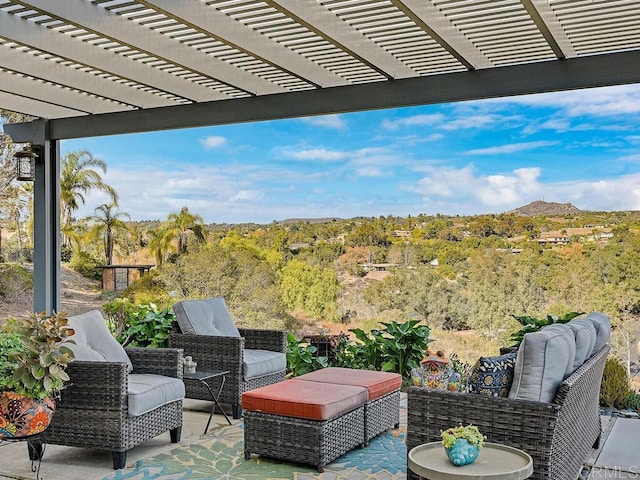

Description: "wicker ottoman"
242 379 367 472
298 367 402 443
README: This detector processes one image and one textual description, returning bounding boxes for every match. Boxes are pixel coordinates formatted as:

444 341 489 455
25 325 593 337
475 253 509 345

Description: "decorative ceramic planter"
445 438 479 466
0 391 55 439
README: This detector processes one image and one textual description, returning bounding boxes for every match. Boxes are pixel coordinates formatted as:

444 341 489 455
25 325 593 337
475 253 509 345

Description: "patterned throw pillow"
466 351 518 397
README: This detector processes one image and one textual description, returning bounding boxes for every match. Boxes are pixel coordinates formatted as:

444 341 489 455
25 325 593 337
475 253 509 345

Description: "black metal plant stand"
0 432 47 480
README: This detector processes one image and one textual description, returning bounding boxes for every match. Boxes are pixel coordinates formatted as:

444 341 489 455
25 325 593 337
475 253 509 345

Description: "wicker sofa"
407 313 611 480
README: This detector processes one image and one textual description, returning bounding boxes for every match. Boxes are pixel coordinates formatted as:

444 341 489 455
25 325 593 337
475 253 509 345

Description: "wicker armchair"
406 345 609 480
169 298 287 419
28 347 184 470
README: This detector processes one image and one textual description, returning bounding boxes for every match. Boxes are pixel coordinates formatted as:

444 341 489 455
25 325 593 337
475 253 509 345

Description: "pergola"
1 0 640 314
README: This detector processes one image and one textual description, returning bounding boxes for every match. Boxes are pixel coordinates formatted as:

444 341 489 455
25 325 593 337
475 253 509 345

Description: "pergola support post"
4 119 60 314
33 136 60 314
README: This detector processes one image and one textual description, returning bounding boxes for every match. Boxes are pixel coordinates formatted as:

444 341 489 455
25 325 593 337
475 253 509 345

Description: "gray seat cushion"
66 310 133 372
243 349 287 380
508 323 576 403
173 297 240 337
128 374 185 417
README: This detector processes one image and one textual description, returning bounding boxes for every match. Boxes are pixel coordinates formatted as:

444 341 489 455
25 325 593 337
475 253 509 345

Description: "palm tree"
147 223 177 266
60 150 117 247
86 203 134 265
165 206 205 255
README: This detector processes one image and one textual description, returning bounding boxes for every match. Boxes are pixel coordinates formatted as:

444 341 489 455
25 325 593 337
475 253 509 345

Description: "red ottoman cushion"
241 379 367 421
298 367 402 400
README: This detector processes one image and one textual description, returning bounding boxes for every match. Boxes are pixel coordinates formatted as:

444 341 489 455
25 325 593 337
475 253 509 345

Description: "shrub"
119 270 170 306
0 263 32 301
286 333 328 377
69 250 102 280
334 319 433 380
509 311 583 348
104 299 175 348
624 390 640 412
600 356 631 409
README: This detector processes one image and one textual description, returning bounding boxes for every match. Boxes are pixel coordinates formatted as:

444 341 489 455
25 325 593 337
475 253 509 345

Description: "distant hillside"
277 217 342 225
509 201 582 217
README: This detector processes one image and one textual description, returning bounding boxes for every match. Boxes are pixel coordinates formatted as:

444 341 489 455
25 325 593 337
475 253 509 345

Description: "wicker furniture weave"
244 405 366 472
27 347 184 470
365 390 400 443
170 323 286 419
406 345 609 480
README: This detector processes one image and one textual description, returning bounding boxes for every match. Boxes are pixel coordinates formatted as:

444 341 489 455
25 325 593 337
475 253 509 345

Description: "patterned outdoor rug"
100 421 406 480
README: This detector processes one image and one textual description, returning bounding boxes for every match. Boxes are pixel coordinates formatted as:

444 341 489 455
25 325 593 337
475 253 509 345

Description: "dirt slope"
0 265 103 320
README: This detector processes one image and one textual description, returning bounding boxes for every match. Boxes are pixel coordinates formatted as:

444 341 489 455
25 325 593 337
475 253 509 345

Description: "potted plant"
504 311 583 351
0 311 75 440
441 424 486 466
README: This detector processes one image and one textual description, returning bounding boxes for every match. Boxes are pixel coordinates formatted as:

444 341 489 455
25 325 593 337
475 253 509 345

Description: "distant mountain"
510 201 582 217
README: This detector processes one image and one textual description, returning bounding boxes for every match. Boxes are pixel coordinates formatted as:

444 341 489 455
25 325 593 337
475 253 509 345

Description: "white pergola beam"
17 0 288 96
0 90 82 118
521 0 577 59
391 0 493 70
0 42 179 109
0 68 135 114
140 0 347 88
0 8 226 102
267 0 417 79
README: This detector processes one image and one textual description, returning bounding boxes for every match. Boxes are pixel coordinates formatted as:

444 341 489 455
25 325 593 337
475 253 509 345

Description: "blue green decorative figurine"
441 425 485 466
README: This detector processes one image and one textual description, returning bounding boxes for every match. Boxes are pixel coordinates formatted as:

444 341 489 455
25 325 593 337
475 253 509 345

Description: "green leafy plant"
624 390 640 412
104 299 175 348
509 311 583 347
450 353 473 392
334 319 433 380
600 356 631 409
0 312 75 399
286 333 328 377
441 425 486 449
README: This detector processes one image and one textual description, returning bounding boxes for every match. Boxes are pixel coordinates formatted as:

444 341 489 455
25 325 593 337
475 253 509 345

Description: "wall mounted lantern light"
14 145 38 181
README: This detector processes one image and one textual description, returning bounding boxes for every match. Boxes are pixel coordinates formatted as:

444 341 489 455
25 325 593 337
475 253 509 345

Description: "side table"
182 369 232 434
408 442 533 480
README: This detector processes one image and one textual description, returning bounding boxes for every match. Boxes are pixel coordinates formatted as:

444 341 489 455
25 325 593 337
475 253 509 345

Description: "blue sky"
63 83 640 225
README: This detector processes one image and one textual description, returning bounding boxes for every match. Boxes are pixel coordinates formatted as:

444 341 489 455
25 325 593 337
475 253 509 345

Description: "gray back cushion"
584 312 611 355
508 323 576 403
173 297 240 337
66 310 133 372
567 318 597 370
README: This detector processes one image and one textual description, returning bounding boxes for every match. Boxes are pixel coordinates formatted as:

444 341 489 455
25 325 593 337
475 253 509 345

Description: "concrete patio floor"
0 398 638 480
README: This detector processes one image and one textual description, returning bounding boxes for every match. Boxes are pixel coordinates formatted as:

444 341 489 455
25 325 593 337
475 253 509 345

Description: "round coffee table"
408 442 533 480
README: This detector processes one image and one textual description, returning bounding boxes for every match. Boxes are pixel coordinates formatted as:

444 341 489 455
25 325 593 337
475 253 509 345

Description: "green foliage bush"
104 299 175 348
119 270 170 306
600 356 631 409
286 333 328 377
0 263 32 301
0 330 27 391
624 390 640 412
334 319 433 380
69 250 102 280
509 311 583 347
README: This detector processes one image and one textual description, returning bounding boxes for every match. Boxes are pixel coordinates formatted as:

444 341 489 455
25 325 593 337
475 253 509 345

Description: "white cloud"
283 148 349 162
382 113 445 130
440 114 501 131
355 167 385 178
488 84 640 118
619 154 640 163
301 114 347 130
465 141 558 155
199 136 227 149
